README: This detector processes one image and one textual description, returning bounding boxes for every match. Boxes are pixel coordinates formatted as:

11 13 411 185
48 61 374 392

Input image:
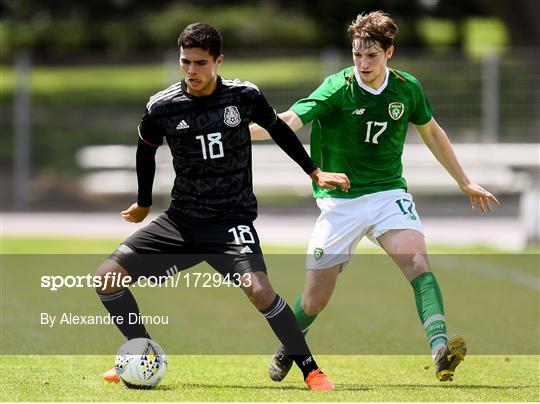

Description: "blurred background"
1 0 539 249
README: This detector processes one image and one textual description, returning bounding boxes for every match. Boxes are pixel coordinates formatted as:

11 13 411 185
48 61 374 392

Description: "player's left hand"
459 182 500 213
310 169 350 192
121 203 151 223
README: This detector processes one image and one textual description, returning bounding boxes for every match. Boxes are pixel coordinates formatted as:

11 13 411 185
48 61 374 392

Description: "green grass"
2 236 536 254
1 237 538 401
1 237 124 254
0 58 322 105
1 355 538 401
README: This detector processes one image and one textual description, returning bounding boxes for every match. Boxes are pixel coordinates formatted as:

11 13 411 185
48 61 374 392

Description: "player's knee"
401 253 430 280
411 253 430 273
94 259 129 295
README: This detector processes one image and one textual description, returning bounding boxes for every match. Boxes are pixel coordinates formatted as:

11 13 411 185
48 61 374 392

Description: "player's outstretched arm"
250 110 304 141
414 118 500 212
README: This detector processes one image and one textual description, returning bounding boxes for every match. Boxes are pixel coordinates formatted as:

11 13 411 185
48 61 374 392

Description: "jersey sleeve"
138 108 165 147
251 91 278 129
290 75 342 125
409 80 433 125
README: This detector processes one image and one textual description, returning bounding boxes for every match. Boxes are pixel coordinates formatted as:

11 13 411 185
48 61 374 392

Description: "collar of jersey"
181 76 223 98
354 67 389 95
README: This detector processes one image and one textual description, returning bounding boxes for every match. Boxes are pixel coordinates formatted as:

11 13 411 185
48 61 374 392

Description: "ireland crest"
314 248 324 261
388 102 405 120
224 106 241 127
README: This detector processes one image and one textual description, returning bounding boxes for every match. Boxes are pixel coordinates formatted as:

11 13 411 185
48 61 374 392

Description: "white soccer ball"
114 338 167 388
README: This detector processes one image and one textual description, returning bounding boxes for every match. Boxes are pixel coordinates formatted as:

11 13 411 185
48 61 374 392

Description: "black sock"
98 288 150 340
260 294 319 379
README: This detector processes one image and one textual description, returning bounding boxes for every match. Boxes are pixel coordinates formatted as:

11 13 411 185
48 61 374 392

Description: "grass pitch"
1 237 538 401
1 355 538 401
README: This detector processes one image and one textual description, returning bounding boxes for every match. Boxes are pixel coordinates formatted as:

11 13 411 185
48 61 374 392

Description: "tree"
473 0 540 47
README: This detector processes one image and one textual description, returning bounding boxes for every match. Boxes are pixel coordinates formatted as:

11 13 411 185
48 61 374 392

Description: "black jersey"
138 77 277 221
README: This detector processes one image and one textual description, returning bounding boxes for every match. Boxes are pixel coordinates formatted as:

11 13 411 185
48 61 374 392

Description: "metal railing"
6 48 540 213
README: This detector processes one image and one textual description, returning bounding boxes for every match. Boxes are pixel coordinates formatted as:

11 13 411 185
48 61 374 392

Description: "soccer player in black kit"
96 23 349 391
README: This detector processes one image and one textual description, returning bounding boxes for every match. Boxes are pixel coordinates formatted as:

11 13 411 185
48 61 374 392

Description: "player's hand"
121 203 150 223
459 182 500 213
310 168 350 192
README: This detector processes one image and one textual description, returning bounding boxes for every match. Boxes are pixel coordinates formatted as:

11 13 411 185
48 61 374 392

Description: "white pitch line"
443 256 540 291
467 257 540 291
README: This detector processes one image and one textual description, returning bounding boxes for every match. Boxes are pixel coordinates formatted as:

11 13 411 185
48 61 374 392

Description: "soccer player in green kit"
251 11 499 382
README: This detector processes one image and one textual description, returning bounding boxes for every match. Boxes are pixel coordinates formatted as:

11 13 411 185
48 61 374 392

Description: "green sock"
410 272 448 356
292 293 318 336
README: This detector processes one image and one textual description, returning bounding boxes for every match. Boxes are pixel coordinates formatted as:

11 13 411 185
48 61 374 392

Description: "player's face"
352 39 393 90
180 47 224 97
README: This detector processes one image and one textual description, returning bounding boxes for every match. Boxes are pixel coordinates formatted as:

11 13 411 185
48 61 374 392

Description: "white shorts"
306 189 424 270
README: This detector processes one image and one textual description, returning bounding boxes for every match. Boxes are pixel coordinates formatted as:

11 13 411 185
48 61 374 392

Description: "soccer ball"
114 338 167 388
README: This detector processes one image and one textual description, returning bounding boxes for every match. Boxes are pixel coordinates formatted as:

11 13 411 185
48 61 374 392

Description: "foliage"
0 3 319 58
0 58 322 172
1 0 516 58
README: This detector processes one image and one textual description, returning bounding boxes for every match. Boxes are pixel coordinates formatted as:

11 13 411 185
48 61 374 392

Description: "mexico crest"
388 102 405 120
224 106 241 127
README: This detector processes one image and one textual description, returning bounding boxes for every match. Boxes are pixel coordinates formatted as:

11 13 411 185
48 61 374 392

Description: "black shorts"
108 213 267 281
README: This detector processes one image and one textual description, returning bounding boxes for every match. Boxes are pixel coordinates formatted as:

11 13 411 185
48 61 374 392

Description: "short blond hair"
348 11 398 51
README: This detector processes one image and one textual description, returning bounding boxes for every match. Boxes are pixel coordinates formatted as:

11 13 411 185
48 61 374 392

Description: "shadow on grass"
114 384 177 392
178 382 361 392
127 382 539 393
334 383 539 391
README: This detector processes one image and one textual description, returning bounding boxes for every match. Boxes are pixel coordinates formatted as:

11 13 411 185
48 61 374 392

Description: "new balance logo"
176 120 189 130
352 108 366 115
240 246 253 254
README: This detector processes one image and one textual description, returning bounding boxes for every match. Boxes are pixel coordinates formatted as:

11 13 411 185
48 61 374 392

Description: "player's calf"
300 296 328 317
95 260 150 340
240 273 276 310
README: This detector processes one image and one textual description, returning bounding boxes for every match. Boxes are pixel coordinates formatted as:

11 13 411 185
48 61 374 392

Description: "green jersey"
291 66 432 198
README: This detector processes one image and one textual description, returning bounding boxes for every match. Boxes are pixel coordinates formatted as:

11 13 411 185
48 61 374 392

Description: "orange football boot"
102 368 120 383
305 368 334 391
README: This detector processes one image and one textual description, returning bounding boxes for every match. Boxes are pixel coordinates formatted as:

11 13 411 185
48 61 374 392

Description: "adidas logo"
352 108 366 115
176 120 189 130
240 245 253 254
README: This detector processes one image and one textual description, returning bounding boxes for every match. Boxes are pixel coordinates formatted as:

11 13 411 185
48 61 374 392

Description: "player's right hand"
121 203 150 223
459 182 500 213
310 169 350 192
